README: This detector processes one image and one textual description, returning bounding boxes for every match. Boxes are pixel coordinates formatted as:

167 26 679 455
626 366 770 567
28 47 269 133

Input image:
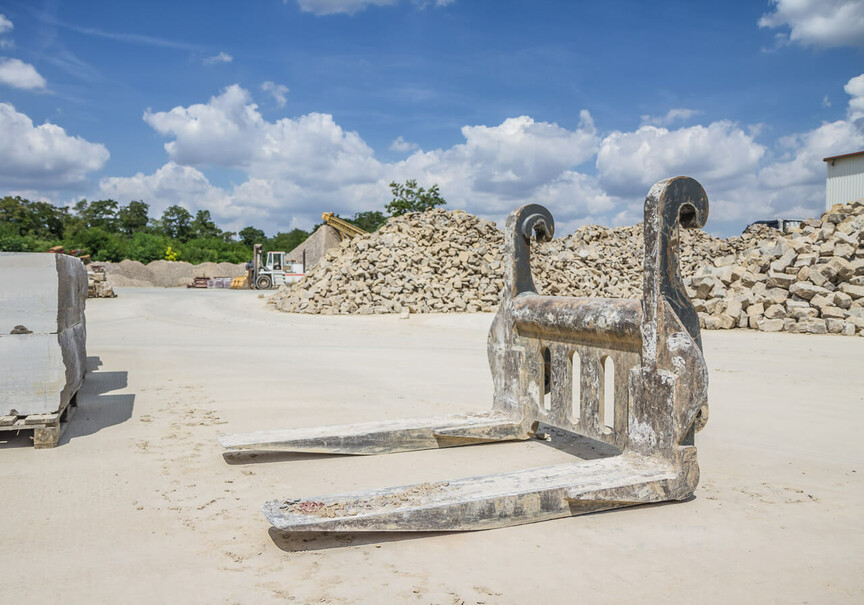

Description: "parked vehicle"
247 244 305 289
744 218 803 233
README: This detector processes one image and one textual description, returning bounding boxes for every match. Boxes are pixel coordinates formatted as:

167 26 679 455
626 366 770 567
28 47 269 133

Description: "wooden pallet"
0 396 78 449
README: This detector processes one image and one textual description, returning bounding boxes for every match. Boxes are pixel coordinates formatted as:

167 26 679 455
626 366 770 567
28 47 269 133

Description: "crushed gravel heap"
102 259 247 288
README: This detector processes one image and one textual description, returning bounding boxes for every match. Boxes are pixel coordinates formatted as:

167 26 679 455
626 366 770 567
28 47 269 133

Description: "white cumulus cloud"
296 0 453 15
202 51 233 65
0 14 12 34
261 81 289 108
143 84 381 189
0 57 46 90
845 73 864 121
640 108 699 127
0 103 108 189
99 162 229 219
105 86 605 232
143 85 265 167
389 135 418 152
597 121 766 197
759 0 864 48
760 73 864 191
296 0 399 16
95 73 864 237
403 113 597 199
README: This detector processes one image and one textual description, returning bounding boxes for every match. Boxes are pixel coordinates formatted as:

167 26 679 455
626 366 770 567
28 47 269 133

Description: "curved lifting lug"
643 176 709 352
507 204 555 298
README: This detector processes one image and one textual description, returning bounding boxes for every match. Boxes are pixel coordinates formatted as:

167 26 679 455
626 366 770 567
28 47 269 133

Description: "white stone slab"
0 253 87 415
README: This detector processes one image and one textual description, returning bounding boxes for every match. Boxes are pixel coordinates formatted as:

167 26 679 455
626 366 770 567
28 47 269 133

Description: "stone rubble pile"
87 264 116 298
269 202 864 336
687 200 864 336
270 210 506 314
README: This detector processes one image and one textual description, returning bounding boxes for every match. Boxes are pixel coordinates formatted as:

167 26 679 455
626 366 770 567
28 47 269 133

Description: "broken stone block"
769 249 797 273
764 304 786 319
831 291 853 309
740 271 760 287
747 302 765 317
811 293 831 309
820 306 846 319
789 281 829 300
795 253 818 268
809 267 831 287
790 306 818 320
767 270 796 289
840 283 864 299
715 265 745 285
0 253 87 416
826 318 845 333
762 288 789 305
822 257 855 282
757 318 784 332
834 242 856 259
797 318 828 334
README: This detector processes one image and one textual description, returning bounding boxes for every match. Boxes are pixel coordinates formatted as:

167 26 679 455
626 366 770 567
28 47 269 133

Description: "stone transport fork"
219 176 710 531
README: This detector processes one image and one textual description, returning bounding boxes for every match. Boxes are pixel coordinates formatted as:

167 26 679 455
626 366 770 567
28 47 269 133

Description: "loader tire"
256 275 272 289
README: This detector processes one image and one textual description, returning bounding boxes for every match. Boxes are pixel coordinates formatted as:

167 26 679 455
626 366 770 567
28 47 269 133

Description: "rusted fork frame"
219 176 710 531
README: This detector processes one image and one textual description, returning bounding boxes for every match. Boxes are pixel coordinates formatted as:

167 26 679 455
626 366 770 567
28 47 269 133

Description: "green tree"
349 210 387 232
127 231 172 263
117 200 150 235
268 228 309 253
0 196 67 239
75 226 127 261
191 209 221 239
30 201 68 239
239 226 266 247
160 205 193 241
386 179 446 217
82 199 120 230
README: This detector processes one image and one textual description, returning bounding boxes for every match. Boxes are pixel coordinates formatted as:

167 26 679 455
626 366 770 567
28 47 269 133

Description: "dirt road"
1 288 862 604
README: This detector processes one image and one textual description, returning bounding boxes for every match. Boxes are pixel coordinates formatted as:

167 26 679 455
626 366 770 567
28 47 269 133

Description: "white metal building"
823 150 864 209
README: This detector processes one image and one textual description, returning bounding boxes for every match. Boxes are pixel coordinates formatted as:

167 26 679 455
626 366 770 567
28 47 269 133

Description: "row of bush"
0 196 304 264
0 181 444 264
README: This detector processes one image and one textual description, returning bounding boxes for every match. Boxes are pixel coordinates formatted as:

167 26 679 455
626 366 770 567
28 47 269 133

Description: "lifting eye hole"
679 204 698 228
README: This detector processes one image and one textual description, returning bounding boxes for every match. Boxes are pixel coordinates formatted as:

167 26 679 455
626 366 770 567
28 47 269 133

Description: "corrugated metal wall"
826 154 864 209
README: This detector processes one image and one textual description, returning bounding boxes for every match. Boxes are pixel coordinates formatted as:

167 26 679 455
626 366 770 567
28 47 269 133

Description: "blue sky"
0 0 863 237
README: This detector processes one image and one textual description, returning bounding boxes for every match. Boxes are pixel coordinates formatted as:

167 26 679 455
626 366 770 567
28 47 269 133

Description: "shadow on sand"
222 450 352 465
1 356 134 449
267 526 451 552
60 356 135 445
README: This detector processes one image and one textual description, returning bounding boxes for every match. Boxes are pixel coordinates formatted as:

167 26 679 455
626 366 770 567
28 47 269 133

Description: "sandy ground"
1 288 862 604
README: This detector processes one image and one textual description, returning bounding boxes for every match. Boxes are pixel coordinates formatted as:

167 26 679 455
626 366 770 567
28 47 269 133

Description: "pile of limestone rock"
269 202 864 336
270 210 505 314
269 209 734 315
87 264 116 298
687 200 864 335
